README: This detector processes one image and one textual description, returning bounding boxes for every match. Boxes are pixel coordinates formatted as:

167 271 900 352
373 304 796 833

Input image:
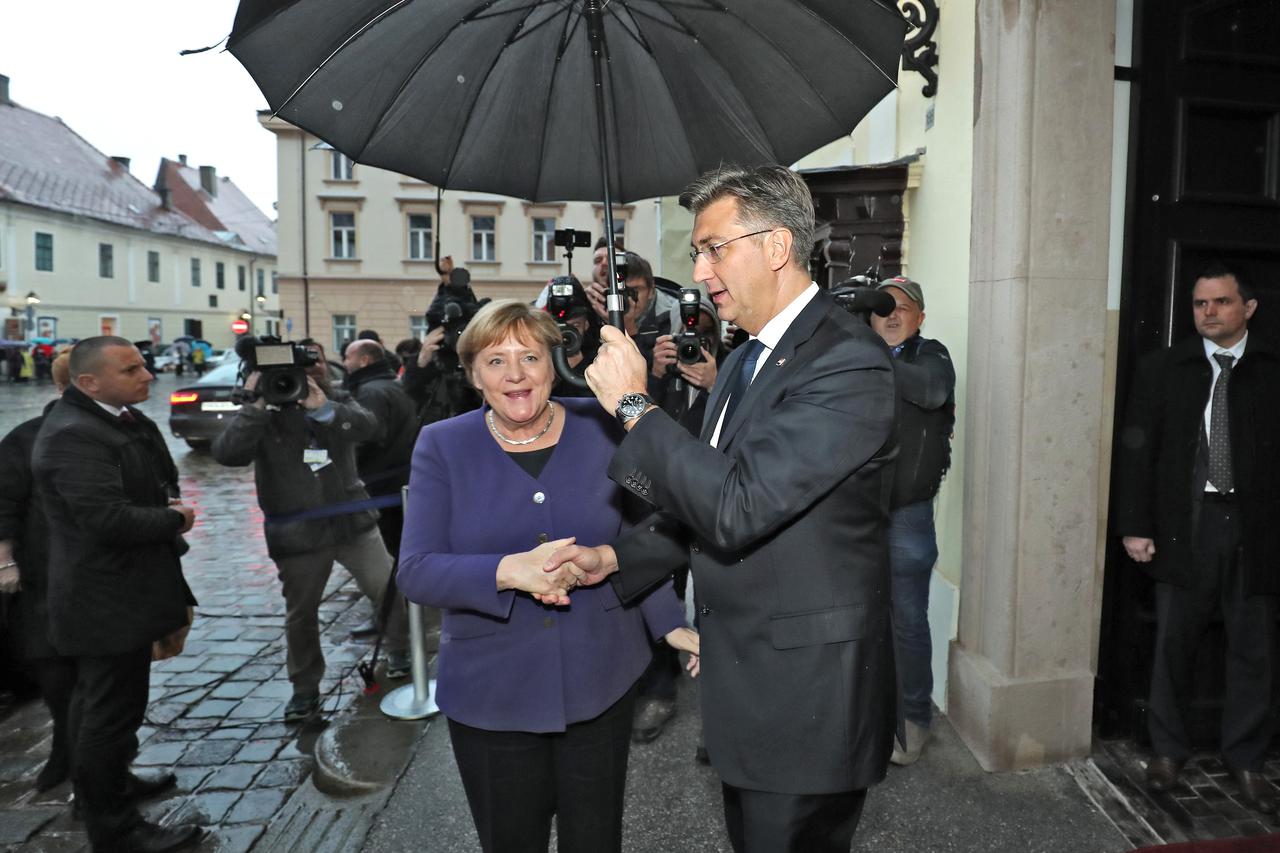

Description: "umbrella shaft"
585 0 624 330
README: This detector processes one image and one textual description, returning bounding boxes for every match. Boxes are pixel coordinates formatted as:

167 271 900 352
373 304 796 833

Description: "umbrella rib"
529 6 576 201
655 2 845 154
602 2 654 54
777 0 902 87
436 1 548 193
270 0 413 119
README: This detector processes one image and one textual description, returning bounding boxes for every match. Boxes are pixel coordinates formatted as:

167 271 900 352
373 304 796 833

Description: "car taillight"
170 392 199 404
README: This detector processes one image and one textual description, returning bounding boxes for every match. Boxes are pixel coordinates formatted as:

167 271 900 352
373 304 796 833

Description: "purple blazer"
397 397 684 733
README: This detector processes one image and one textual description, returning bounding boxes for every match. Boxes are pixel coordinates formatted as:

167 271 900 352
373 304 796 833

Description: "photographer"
402 258 484 426
543 275 604 399
869 276 956 766
212 340 410 722
649 292 723 432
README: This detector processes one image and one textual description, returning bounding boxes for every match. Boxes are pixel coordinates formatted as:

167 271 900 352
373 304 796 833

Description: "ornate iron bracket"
899 0 939 98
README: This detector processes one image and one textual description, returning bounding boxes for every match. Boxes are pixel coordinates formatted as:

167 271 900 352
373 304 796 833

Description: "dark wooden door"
1097 0 1280 742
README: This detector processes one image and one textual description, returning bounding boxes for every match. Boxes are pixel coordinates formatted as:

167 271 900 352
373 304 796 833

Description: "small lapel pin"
775 358 787 367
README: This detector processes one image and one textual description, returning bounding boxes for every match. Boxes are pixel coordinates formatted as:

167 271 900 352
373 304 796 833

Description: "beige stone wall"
0 203 277 348
266 119 663 348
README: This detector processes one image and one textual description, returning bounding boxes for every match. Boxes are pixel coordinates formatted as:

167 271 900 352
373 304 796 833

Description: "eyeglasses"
688 229 772 264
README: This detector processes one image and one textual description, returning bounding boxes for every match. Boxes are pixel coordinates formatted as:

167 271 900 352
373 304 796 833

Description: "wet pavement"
0 374 387 852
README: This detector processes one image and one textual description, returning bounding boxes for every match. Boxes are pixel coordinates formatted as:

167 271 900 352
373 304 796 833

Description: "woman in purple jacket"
397 300 698 853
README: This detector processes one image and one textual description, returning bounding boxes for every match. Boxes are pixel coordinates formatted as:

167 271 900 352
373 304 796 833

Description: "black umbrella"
228 0 906 328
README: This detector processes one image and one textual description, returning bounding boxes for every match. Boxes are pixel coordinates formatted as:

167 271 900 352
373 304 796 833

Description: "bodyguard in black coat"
546 166 898 853
32 337 201 853
1115 266 1280 813
0 397 77 791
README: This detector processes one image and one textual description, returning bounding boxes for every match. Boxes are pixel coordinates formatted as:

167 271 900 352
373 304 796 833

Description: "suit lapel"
715 291 832 451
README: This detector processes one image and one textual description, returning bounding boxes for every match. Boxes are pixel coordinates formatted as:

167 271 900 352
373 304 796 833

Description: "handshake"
495 537 618 606
496 537 700 673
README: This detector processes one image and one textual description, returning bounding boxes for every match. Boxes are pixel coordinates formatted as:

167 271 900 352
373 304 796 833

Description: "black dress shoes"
101 820 201 853
124 770 178 801
1145 755 1185 792
1232 769 1279 814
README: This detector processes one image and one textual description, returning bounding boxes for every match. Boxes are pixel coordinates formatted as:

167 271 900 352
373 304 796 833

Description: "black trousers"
447 685 637 853
1148 499 1278 770
33 655 77 777
69 646 151 848
722 783 866 853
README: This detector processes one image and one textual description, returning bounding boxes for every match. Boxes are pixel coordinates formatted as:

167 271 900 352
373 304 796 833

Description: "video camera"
831 273 896 325
234 336 319 406
425 269 487 372
675 288 706 366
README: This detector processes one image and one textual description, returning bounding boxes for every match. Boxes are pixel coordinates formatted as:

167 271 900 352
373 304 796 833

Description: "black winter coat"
0 401 58 658
346 362 418 495
31 387 195 656
1115 334 1280 595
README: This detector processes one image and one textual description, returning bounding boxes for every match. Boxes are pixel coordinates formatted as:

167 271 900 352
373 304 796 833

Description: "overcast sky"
1 1 278 216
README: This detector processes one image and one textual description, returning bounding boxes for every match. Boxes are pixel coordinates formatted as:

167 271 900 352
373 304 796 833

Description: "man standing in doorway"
1116 262 1280 813
547 165 898 851
871 276 955 766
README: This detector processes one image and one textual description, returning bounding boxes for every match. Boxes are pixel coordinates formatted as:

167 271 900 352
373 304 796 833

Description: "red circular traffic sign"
231 319 250 335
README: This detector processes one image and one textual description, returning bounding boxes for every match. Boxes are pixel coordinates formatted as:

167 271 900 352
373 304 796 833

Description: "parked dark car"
169 358 346 449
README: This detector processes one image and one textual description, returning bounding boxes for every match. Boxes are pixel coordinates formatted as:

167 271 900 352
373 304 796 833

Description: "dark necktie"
720 339 765 430
1207 352 1234 492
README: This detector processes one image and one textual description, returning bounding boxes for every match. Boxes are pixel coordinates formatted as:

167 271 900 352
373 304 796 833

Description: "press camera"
234 336 319 406
675 288 706 365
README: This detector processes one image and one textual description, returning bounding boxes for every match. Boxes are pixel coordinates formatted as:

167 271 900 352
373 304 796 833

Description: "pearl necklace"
487 401 556 446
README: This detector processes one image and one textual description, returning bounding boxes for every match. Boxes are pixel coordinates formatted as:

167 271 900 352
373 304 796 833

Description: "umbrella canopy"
228 0 906 204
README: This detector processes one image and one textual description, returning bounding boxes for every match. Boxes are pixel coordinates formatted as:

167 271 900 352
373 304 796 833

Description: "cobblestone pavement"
0 375 390 852
1092 738 1280 845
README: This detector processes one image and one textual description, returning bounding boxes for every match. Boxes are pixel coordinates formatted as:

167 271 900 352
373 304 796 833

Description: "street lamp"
25 291 40 340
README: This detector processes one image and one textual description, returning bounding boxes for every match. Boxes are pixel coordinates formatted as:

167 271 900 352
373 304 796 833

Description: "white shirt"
709 283 820 448
1202 332 1247 493
93 399 124 418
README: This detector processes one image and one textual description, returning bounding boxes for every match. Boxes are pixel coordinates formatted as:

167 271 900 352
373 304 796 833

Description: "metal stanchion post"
381 486 440 720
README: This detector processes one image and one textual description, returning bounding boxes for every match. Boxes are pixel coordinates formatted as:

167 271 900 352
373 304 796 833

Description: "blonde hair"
457 299 563 376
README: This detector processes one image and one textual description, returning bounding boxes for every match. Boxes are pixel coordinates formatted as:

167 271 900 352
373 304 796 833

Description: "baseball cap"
876 276 925 310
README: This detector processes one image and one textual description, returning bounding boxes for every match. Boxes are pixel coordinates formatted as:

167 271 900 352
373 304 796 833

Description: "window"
99 243 114 278
332 314 356 353
257 268 266 295
271 271 278 294
331 151 353 180
35 232 53 271
216 261 226 289
611 218 626 246
331 212 356 258
264 317 280 337
408 214 433 260
532 217 556 262
208 294 218 308
147 251 160 283
471 215 496 262
191 258 202 287
409 314 429 340
237 265 246 291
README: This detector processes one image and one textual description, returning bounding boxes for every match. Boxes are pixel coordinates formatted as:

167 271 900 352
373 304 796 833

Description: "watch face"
618 394 649 420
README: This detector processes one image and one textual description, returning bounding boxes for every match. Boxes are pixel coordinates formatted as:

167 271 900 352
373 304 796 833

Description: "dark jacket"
0 401 58 658
31 387 195 656
610 290 899 795
211 396 382 559
346 360 418 495
1115 333 1280 594
397 398 683 732
890 333 956 507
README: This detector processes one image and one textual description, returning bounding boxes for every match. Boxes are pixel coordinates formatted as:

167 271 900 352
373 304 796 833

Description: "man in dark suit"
33 336 201 853
547 164 898 852
1116 263 1280 813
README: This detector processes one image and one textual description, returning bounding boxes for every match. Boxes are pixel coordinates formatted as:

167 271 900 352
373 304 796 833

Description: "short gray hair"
679 164 815 269
70 335 134 378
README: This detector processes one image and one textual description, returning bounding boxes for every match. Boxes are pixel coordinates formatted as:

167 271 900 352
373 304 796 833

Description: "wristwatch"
615 393 656 427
